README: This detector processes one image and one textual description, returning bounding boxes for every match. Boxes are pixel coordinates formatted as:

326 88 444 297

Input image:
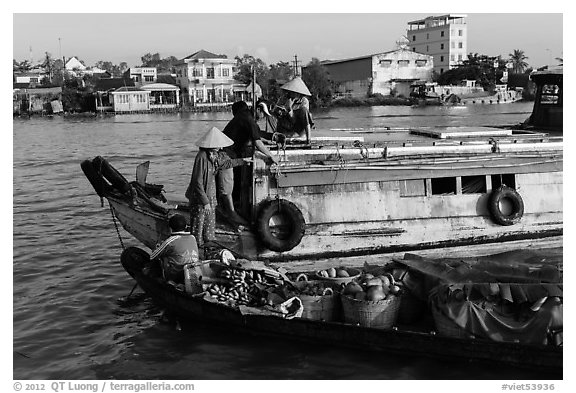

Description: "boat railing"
273 137 562 163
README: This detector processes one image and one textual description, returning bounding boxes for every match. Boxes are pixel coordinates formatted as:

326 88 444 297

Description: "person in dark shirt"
217 101 278 226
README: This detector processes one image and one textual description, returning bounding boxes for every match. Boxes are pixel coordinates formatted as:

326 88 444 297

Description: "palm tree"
509 50 529 74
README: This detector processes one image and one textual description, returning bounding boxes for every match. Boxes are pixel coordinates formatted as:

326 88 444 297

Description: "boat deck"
293 126 560 148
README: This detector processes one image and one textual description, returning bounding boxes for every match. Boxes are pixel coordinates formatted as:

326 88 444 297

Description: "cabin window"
541 84 560 104
412 35 416 41
440 56 444 62
451 42 455 49
440 43 445 50
223 68 230 77
431 177 456 195
415 60 427 67
427 33 429 39
491 174 516 190
441 30 445 37
462 175 487 194
400 179 426 197
380 60 392 68
458 42 463 49
398 60 409 67
458 29 463 36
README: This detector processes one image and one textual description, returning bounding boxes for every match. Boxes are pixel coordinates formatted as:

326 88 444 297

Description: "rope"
109 202 126 250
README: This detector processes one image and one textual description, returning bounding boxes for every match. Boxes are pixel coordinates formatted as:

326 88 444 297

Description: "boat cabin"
524 67 562 133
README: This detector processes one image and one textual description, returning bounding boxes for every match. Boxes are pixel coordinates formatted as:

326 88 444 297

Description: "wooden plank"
410 127 513 139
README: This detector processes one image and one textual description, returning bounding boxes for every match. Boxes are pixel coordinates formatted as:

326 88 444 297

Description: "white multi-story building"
174 49 237 104
124 67 158 87
407 14 468 75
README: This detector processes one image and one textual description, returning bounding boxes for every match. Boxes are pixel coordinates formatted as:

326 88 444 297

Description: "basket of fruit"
290 274 341 322
315 267 360 284
340 273 402 329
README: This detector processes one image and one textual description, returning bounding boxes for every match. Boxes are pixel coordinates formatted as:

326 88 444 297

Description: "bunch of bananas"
206 268 274 306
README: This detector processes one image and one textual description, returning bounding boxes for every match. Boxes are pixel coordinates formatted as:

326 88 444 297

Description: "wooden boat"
119 246 562 373
81 68 562 263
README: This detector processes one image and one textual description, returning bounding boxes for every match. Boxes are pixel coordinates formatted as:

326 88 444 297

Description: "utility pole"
58 38 62 60
292 55 301 77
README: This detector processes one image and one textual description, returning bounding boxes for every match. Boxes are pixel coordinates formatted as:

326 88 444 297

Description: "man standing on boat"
186 126 251 251
150 214 198 283
219 100 278 226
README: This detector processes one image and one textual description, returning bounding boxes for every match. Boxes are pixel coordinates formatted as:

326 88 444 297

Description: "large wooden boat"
119 246 562 373
81 68 562 263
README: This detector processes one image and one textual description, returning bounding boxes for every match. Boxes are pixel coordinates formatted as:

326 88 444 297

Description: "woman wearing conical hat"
185 126 251 251
280 76 314 144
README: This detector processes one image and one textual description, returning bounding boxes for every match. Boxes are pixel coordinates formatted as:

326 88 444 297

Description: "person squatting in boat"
150 214 199 283
218 100 278 226
185 126 252 251
276 77 314 143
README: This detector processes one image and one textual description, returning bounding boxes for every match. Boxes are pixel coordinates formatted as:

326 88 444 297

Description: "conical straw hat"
280 76 311 96
196 126 234 148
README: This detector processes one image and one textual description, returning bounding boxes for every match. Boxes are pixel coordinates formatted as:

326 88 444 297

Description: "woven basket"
431 305 474 339
341 294 401 329
293 274 341 321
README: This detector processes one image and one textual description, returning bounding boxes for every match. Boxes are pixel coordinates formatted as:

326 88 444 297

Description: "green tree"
234 54 270 93
266 61 292 102
302 58 332 107
41 52 55 83
436 52 503 91
509 49 529 74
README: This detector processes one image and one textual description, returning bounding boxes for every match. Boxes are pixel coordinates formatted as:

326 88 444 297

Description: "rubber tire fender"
93 156 131 194
488 186 524 226
256 199 306 252
81 159 110 197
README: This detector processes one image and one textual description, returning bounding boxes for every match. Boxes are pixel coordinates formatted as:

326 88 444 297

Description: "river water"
12 102 563 381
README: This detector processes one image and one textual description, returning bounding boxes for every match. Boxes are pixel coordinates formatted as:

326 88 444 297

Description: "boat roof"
531 66 563 76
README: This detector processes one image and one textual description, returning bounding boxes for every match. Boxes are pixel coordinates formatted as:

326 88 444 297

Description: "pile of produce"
205 267 282 307
316 267 356 279
342 272 402 301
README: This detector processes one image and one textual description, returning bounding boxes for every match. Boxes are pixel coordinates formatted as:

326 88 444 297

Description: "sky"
12 7 564 70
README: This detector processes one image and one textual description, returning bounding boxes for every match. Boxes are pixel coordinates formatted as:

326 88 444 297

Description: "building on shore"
94 78 135 112
111 86 150 113
124 67 158 87
141 83 181 110
174 49 237 105
320 40 434 98
407 14 468 75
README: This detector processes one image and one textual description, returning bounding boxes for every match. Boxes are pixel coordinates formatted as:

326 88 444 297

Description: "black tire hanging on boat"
488 186 524 226
256 199 306 252
81 159 110 197
92 156 131 194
